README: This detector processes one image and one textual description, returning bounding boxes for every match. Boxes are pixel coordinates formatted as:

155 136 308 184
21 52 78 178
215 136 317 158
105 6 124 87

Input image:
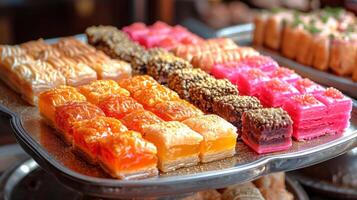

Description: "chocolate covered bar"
242 108 293 154
212 95 262 136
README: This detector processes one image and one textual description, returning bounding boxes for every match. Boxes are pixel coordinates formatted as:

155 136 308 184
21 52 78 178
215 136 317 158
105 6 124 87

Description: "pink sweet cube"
315 88 353 114
156 37 179 50
268 67 301 83
260 79 300 107
138 32 167 48
149 21 172 34
211 62 251 79
293 78 325 95
236 68 271 97
283 94 328 140
239 55 279 72
122 22 149 41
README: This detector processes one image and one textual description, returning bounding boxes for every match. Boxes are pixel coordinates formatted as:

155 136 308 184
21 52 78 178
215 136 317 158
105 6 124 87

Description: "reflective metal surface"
0 34 356 198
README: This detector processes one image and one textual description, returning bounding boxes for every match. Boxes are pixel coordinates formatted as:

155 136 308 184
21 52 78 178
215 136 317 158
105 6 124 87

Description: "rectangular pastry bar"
97 95 144 119
182 114 238 163
39 85 87 125
98 131 158 180
141 121 203 172
78 80 130 105
242 108 293 154
72 116 128 164
54 102 105 143
259 79 300 107
148 100 203 121
212 95 262 136
118 75 159 94
120 110 163 133
167 68 212 100
147 52 192 84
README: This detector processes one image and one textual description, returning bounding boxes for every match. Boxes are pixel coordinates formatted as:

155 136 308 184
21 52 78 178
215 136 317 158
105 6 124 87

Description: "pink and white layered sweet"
260 79 300 107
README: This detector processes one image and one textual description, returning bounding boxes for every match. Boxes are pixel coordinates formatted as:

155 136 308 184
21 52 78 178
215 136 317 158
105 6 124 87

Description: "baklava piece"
118 75 159 94
241 108 293 154
54 102 105 143
72 116 128 164
98 95 144 119
131 84 180 108
120 110 163 133
142 121 203 172
46 56 97 86
183 115 238 163
39 86 86 125
212 95 262 136
78 80 130 105
148 100 203 121
98 131 158 179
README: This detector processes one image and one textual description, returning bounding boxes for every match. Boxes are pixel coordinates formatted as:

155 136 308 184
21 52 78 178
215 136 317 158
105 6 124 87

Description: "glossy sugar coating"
39 85 86 124
293 78 325 95
236 68 271 97
98 131 158 179
259 79 300 107
118 75 159 94
132 84 180 108
188 79 239 113
120 110 163 133
78 80 130 105
147 53 192 84
54 102 105 143
212 95 262 136
72 116 128 164
167 68 212 100
268 67 301 83
98 96 144 119
241 108 293 154
149 100 203 121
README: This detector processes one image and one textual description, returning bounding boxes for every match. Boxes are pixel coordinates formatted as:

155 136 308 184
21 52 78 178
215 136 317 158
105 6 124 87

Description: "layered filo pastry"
0 50 66 105
20 39 52 58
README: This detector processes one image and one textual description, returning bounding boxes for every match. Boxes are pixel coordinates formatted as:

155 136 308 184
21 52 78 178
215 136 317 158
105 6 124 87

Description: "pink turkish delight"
235 68 271 97
239 55 279 72
268 67 301 83
293 78 325 95
260 79 300 107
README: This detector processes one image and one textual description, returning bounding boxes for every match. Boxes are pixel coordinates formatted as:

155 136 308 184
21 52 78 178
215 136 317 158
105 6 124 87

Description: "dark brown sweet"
147 53 192 84
85 26 149 75
189 79 239 113
167 68 212 100
212 95 262 136
242 108 292 145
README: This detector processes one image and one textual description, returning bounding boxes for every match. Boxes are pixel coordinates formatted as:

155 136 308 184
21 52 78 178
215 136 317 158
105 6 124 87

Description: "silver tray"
1 35 356 199
216 23 357 99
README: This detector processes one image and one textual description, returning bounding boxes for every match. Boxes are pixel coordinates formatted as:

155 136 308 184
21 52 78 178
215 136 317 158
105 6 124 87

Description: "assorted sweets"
38 77 239 177
253 7 357 81
0 37 131 105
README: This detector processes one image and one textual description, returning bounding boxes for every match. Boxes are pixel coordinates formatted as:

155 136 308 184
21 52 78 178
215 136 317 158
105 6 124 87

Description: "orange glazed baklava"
97 95 144 119
71 116 128 164
182 115 238 163
54 102 105 143
148 100 203 121
54 37 97 57
120 110 163 133
39 86 86 125
98 131 158 179
141 121 203 172
118 75 159 94
131 84 180 108
78 80 130 105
